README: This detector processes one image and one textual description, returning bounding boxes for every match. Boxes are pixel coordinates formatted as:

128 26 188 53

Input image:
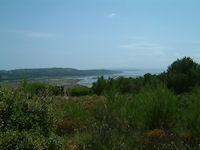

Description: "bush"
71 132 102 150
0 130 64 150
115 77 134 94
21 81 60 96
181 88 200 137
68 86 92 96
0 87 65 149
134 85 178 131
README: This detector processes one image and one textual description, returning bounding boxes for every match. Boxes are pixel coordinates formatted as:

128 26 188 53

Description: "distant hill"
0 68 121 81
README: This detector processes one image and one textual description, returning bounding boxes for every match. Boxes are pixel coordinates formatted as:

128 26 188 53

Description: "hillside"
0 68 121 81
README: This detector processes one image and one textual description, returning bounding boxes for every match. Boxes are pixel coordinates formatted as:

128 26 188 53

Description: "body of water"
78 69 165 86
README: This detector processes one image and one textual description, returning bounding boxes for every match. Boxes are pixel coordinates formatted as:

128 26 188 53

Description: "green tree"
92 76 107 95
167 57 200 93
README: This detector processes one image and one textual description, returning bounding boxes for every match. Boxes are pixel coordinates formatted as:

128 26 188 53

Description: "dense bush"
133 85 178 131
181 88 200 137
92 75 161 96
68 86 92 96
62 87 200 149
0 87 65 149
20 80 60 96
167 57 200 93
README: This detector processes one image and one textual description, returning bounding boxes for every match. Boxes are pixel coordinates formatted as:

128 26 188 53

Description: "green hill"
0 68 121 81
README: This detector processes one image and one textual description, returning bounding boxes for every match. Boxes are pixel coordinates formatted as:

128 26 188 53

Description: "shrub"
115 77 134 94
0 130 64 150
133 85 178 131
60 100 92 135
57 119 82 135
22 81 60 96
0 87 65 149
71 132 102 150
68 86 92 96
63 100 90 121
181 88 200 137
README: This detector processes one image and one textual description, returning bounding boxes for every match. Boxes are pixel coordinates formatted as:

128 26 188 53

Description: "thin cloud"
120 43 166 50
26 32 54 38
108 13 117 18
5 30 55 38
130 36 146 40
120 43 168 57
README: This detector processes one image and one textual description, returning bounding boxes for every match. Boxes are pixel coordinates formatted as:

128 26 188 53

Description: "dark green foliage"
92 75 161 95
181 88 200 137
115 77 134 94
134 85 178 131
68 86 92 96
167 57 200 93
157 72 167 83
92 76 107 95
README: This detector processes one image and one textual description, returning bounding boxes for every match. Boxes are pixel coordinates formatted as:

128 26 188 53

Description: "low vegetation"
21 80 61 96
1 57 200 149
68 86 92 96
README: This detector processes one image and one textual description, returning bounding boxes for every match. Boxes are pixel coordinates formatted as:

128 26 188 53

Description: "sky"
1 0 200 70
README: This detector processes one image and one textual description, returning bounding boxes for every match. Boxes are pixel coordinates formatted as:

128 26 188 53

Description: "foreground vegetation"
1 57 200 149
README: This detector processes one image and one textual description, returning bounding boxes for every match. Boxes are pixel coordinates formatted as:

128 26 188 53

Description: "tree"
92 76 107 95
167 57 200 93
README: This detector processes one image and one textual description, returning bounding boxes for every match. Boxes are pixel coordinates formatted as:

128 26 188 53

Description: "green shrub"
48 84 60 95
0 87 65 149
134 85 178 131
115 77 134 94
0 130 64 150
58 100 91 135
63 101 89 120
181 88 200 137
22 82 60 96
71 132 102 150
68 86 92 96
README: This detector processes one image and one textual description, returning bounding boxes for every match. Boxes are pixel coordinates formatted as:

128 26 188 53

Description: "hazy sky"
1 0 200 70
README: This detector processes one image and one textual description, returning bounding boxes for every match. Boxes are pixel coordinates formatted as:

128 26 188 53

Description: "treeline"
69 57 200 97
92 57 200 95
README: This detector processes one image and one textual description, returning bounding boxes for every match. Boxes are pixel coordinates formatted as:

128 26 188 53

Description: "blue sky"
1 0 200 70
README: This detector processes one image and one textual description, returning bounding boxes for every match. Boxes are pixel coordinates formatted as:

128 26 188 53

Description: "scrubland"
1 57 200 149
